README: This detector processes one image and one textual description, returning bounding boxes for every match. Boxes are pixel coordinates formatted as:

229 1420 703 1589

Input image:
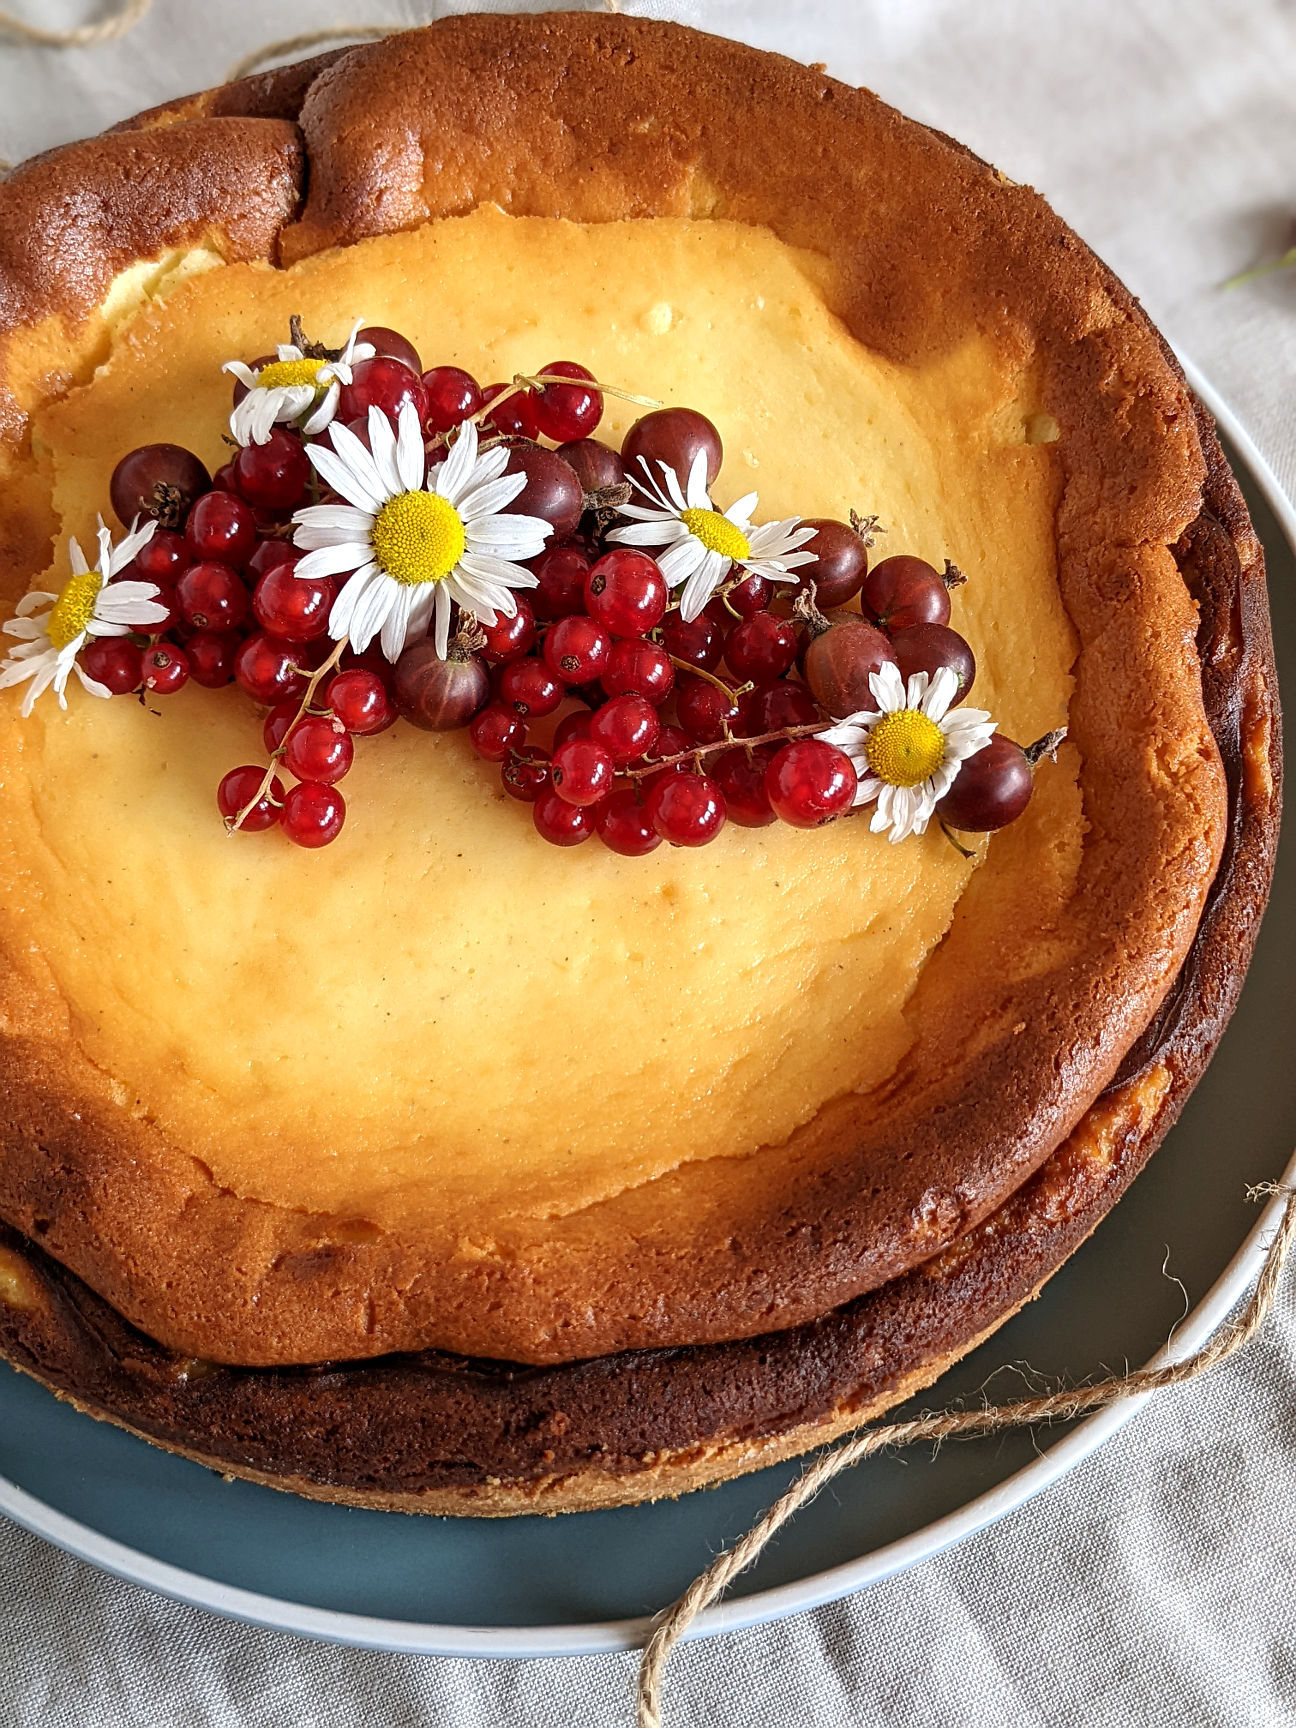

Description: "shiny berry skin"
502 446 583 541
253 562 335 641
110 443 211 531
282 714 354 785
134 528 189 584
601 637 674 704
357 325 422 372
646 772 726 847
233 427 312 510
212 461 239 493
482 383 541 441
860 555 951 631
676 674 742 743
533 360 603 443
890 623 977 705
395 642 490 731
234 631 309 705
596 788 662 857
186 630 241 689
725 611 797 683
218 765 284 833
185 491 257 567
480 595 536 663
176 561 250 631
139 642 189 695
556 438 624 494
531 544 591 620
325 669 396 734
533 785 594 845
584 550 668 638
421 365 484 434
551 737 615 807
247 538 298 579
81 637 142 695
660 610 723 672
712 743 779 827
499 658 564 718
722 573 772 620
789 519 869 609
552 707 594 748
621 408 722 491
741 679 821 735
469 703 528 762
642 723 693 775
544 614 612 684
280 781 346 848
503 754 551 802
936 736 1033 831
336 356 429 428
765 739 857 828
803 619 898 717
589 692 659 764
263 701 298 754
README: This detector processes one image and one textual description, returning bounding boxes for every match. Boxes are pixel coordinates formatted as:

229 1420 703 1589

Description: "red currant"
660 611 723 672
584 550 668 638
136 642 188 695
718 573 772 620
218 765 285 832
935 737 1033 831
552 707 594 748
600 638 674 704
589 692 659 764
469 703 528 762
325 669 396 735
712 743 779 827
533 360 603 443
357 326 423 372
533 785 594 845
234 632 309 705
551 737 615 806
263 701 298 754
134 528 190 583
596 788 661 857
247 538 299 579
498 658 564 718
336 357 429 428
81 637 142 695
502 754 551 802
482 383 541 441
725 611 797 683
480 596 536 664
765 740 857 827
282 713 354 784
646 772 726 847
185 491 257 567
676 674 742 743
642 724 693 778
531 544 591 620
544 614 612 684
741 679 821 734
622 409 722 491
212 461 239 493
253 562 335 641
860 555 951 631
233 427 312 510
890 624 976 705
421 365 484 434
186 630 241 689
176 561 250 632
280 781 346 848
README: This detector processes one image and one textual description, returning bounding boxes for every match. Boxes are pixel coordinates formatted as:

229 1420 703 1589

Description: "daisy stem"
621 720 829 780
226 636 349 835
467 372 663 427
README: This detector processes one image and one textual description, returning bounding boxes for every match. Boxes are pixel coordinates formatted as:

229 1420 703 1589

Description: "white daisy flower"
292 402 551 661
608 450 817 622
819 662 996 843
0 518 168 716
223 320 375 447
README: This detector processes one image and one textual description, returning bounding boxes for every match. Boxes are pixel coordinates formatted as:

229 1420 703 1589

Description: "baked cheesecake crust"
0 16 1256 1372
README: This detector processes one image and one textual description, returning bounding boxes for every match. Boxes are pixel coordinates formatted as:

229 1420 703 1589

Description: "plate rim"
1 359 1291 1660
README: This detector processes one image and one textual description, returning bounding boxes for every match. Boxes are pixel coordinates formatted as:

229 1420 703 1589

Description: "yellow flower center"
679 507 751 561
255 357 328 392
865 709 947 788
370 491 467 586
46 570 103 651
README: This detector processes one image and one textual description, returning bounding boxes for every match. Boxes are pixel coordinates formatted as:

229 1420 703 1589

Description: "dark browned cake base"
0 399 1279 1514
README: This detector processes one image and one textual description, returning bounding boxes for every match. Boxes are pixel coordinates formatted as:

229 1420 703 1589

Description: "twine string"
0 0 150 48
637 1182 1296 1728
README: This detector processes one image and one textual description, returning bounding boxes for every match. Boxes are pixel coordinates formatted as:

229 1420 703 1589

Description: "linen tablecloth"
2 2 1295 1722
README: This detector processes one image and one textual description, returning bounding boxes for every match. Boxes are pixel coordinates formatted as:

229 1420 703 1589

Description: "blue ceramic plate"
2 369 1292 1658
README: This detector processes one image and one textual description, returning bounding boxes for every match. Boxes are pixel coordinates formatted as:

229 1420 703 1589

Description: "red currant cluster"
93 318 1045 855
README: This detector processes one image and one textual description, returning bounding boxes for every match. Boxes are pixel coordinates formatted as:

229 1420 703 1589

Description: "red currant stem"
466 371 662 427
226 635 349 834
938 821 979 861
1025 726 1068 768
621 720 829 781
666 656 753 700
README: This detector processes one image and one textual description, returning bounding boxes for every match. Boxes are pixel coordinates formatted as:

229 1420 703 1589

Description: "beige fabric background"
1 2 1295 1722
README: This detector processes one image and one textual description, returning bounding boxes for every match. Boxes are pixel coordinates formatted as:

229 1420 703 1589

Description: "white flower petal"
395 400 426 493
726 491 758 528
313 420 390 512
457 469 527 522
869 663 906 714
302 381 341 437
683 449 711 510
433 582 452 658
295 540 374 580
437 417 479 505
379 583 418 662
366 405 404 497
